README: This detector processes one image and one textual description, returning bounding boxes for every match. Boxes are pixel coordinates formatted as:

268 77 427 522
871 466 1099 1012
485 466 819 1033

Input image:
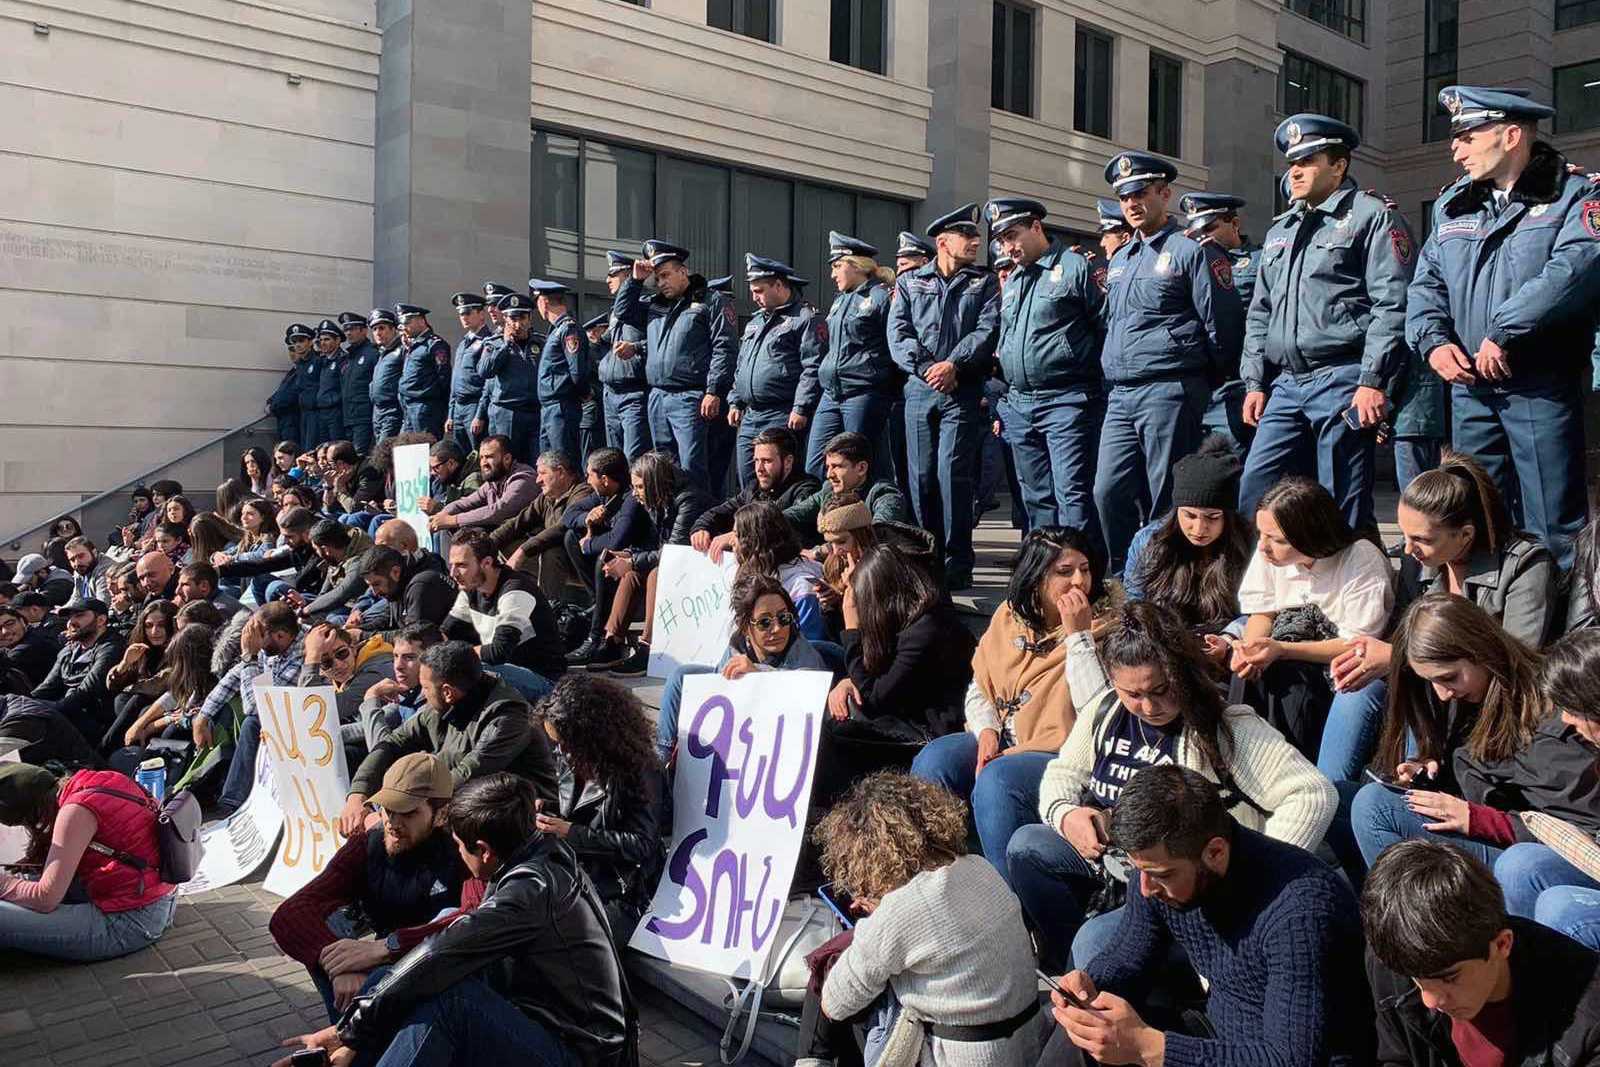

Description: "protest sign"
647 544 739 679
630 669 830 979
392 442 431 550
179 742 284 896
256 685 350 897
0 748 27 866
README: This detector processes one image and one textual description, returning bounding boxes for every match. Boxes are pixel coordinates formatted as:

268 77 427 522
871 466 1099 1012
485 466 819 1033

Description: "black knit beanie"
1171 435 1243 510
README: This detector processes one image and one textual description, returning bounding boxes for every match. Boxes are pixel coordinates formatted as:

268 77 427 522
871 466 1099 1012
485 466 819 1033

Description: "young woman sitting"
102 600 178 751
1007 600 1335 972
111 623 218 774
910 527 1099 884
0 762 179 960
733 500 827 642
814 491 876 624
1326 451 1559 785
1230 476 1394 777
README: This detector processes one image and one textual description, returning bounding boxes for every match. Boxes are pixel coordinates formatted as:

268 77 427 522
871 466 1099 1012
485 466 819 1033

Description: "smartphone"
1037 970 1096 1011
290 1050 330 1067
1341 405 1364 432
1363 768 1409 794
817 883 855 929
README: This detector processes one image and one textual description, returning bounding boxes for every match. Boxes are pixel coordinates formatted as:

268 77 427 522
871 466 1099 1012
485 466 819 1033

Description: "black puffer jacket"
339 834 633 1067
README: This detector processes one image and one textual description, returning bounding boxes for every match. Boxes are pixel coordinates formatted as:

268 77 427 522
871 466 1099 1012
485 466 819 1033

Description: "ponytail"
1400 450 1511 556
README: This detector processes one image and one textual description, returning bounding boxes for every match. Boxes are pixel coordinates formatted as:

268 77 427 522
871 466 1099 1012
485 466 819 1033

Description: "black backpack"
81 782 204 888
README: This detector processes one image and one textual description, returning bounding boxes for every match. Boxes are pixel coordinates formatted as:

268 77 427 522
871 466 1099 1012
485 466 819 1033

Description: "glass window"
992 1 1034 117
733 173 794 314
856 196 911 268
660 156 731 281
583 142 655 285
708 0 775 42
1558 0 1600 30
532 131 581 282
1422 0 1458 142
1284 0 1365 41
1279 51 1365 136
1075 25 1113 138
1555 61 1600 134
831 0 886 74
1418 199 1436 241
796 185 855 300
1149 53 1183 157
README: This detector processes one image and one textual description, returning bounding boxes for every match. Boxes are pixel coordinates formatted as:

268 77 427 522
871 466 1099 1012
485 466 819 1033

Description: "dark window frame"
992 0 1035 117
707 0 776 42
1075 23 1114 137
1557 0 1600 31
1278 50 1365 137
1148 51 1183 156
1283 0 1366 42
831 0 886 74
1553 60 1600 134
1422 0 1459 142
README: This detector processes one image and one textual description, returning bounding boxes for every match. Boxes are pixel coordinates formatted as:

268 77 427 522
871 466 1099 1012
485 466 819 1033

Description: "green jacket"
784 478 911 545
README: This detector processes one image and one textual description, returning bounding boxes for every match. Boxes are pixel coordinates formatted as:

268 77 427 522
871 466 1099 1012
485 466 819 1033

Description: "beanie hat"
1171 435 1243 510
817 500 873 536
0 761 57 826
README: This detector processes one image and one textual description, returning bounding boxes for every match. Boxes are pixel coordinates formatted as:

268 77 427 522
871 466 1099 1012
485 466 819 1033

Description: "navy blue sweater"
1088 825 1372 1067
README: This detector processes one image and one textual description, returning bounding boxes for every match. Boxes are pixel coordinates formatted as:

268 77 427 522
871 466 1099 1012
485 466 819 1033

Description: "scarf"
972 603 1074 752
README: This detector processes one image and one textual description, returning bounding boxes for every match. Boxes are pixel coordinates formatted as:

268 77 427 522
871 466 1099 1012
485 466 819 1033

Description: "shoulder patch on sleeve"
1209 255 1234 291
723 301 738 327
813 316 829 344
1390 227 1414 264
564 331 580 354
1582 200 1600 239
1363 188 1399 210
432 339 451 367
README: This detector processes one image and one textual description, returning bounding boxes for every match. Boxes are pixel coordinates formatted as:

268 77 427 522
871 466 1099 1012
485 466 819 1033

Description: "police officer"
1408 86 1600 566
581 312 610 463
1236 117 1416 533
267 325 307 443
1182 192 1259 454
313 319 346 445
338 311 377 453
446 291 493 456
1094 199 1132 284
530 279 590 464
987 196 1106 538
728 254 825 489
611 239 738 492
798 232 897 480
707 275 735 297
287 322 322 448
888 203 1000 590
367 308 405 445
598 250 651 460
894 231 935 277
886 231 935 500
395 303 450 437
476 293 541 462
1093 151 1244 575
473 282 519 443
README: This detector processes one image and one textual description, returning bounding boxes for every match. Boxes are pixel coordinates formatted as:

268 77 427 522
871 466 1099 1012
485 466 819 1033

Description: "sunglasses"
318 645 353 670
751 612 795 633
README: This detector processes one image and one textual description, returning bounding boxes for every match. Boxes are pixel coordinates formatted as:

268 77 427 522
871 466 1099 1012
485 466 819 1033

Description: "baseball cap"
13 554 48 582
369 752 453 814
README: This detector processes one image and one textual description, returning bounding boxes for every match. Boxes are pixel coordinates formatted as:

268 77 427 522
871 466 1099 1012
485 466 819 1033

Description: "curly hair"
813 771 968 904
536 674 660 799
734 500 803 582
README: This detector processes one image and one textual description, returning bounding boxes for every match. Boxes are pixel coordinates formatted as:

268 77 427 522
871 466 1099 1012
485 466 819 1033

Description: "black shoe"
610 643 649 677
566 635 602 667
587 638 628 672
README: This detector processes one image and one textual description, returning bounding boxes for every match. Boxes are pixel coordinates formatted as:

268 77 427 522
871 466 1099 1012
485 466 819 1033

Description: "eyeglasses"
751 612 795 633
318 646 353 669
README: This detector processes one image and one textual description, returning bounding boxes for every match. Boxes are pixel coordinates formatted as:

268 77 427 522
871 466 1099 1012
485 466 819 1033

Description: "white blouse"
1237 537 1394 639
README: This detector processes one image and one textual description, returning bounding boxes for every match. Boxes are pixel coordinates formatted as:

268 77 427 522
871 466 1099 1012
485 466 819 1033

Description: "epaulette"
1068 244 1097 262
1363 188 1400 210
1565 162 1600 186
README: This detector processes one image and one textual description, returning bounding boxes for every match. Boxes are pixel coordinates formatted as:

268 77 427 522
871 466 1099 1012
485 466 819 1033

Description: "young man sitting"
274 772 633 1067
1363 839 1600 1066
357 623 443 749
782 431 910 547
690 426 821 558
443 529 566 701
268 752 466 1024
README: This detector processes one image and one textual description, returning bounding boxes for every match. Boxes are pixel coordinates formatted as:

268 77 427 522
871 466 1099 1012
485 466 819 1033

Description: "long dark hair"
163 624 217 708
214 478 247 524
1376 593 1543 773
1132 508 1253 629
1257 476 1357 559
189 513 243 560
1007 526 1104 635
1098 602 1233 775
734 501 803 581
238 498 279 550
851 545 942 675
536 674 661 799
1540 631 1600 753
7 773 59 867
130 600 179 674
240 447 272 491
1401 450 1513 558
630 450 683 510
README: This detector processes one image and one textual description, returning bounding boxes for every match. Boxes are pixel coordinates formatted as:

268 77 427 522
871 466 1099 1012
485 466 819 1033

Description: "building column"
1200 58 1281 239
923 0 994 223
373 0 532 315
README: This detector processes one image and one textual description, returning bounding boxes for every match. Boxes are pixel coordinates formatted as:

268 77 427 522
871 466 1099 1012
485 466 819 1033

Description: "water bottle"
134 756 167 804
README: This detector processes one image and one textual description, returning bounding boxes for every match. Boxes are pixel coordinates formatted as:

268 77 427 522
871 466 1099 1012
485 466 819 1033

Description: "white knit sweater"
821 856 1043 1067
1036 632 1337 848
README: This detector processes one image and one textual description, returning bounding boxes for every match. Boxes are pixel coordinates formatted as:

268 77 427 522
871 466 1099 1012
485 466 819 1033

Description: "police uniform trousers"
1237 362 1378 533
903 377 982 583
648 388 710 492
989 391 1029 533
372 406 403 447
1202 380 1253 455
401 400 446 439
1004 386 1105 543
1092 376 1210 575
805 391 894 482
448 397 483 457
604 387 651 461
299 408 322 451
540 398 582 473
276 413 300 445
735 407 799 490
1453 375 1587 568
487 404 540 465
579 395 603 467
346 408 374 453
707 411 737 498
316 408 345 449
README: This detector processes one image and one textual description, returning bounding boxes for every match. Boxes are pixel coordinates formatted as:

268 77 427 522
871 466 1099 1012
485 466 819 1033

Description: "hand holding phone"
1363 768 1409 794
1038 970 1099 1012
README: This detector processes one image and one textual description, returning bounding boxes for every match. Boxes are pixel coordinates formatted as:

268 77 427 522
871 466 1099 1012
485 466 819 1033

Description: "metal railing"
3 416 283 558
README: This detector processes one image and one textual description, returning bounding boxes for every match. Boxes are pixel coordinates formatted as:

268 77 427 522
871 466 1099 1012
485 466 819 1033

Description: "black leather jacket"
633 486 714 573
339 834 633 1067
558 758 664 922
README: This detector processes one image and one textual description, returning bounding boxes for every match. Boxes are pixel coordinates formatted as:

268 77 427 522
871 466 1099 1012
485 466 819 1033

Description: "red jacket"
61 769 173 912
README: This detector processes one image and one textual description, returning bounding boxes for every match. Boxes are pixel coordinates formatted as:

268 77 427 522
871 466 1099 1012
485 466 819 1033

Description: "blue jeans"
903 380 982 579
909 733 1053 885
603 388 650 460
1004 823 1103 973
220 712 263 811
488 664 554 703
1093 378 1209 574
648 389 710 491
735 407 796 489
361 975 578 1067
541 398 582 467
1003 387 1105 548
1350 780 1504 869
1493 842 1600 918
1237 362 1377 532
656 664 717 762
1071 908 1126 971
1394 437 1442 493
1536 886 1600 950
0 890 176 961
1318 678 1388 783
806 392 893 479
1452 378 1587 568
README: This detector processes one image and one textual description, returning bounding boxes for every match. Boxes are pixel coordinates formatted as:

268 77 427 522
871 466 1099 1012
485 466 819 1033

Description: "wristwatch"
384 931 402 957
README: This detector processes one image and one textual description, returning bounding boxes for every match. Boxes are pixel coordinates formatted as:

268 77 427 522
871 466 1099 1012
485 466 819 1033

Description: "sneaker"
610 642 649 677
565 635 602 667
587 637 628 671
